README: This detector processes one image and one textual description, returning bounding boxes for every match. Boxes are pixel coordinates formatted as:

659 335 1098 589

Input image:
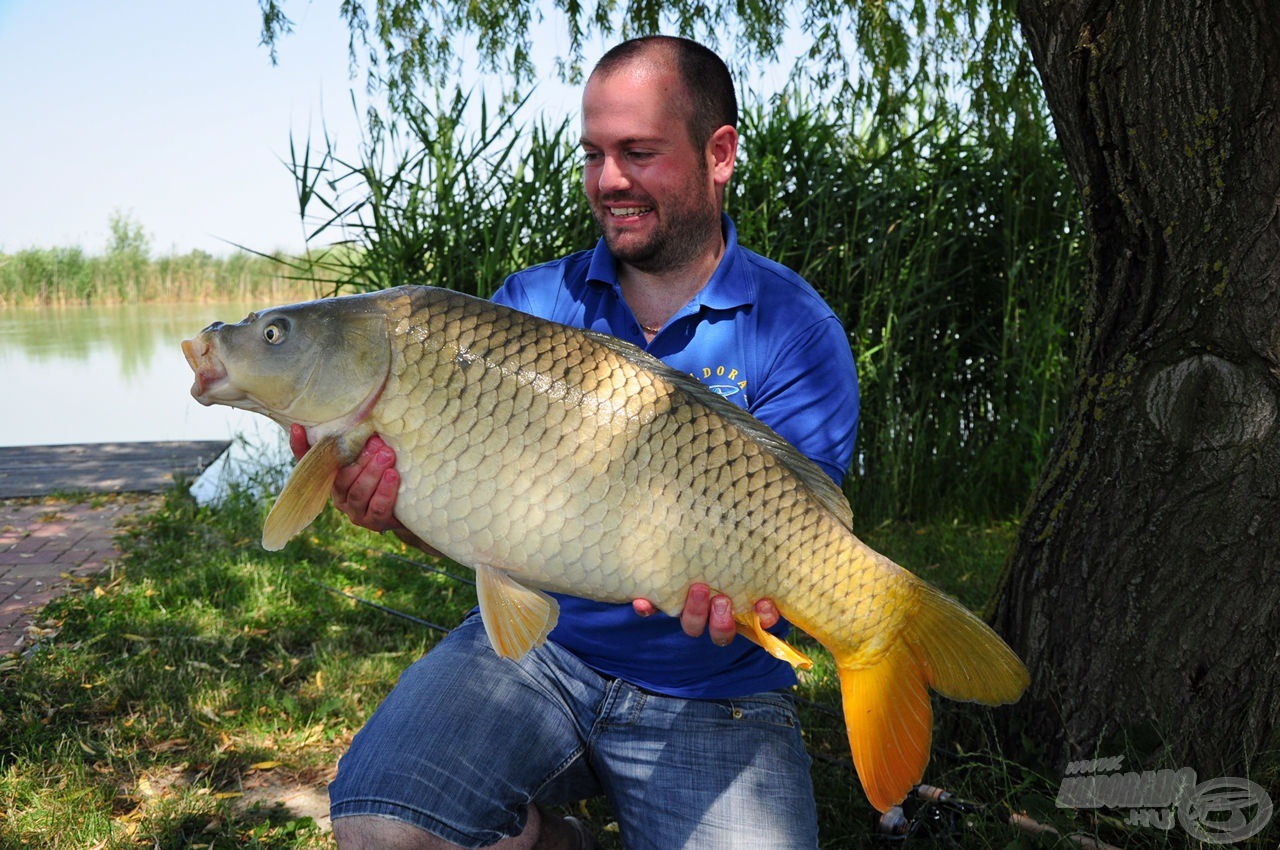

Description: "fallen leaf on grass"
149 737 189 754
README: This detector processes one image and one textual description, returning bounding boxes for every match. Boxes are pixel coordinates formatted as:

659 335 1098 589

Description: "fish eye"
263 321 288 345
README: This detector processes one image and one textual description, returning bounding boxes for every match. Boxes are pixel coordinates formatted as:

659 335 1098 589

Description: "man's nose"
596 154 631 193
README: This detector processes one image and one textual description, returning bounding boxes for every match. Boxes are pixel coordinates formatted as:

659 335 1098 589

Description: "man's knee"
331 808 565 850
332 815 463 850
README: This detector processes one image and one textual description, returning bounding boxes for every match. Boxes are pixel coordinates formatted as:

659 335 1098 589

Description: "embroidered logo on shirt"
691 364 748 401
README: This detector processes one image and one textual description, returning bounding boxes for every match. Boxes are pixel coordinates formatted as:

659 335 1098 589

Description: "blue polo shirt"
492 215 860 698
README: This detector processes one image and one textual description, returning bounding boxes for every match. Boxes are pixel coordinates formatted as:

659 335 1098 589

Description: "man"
297 35 860 849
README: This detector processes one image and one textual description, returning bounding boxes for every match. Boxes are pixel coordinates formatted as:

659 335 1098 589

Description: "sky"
0 0 495 257
0 1 803 259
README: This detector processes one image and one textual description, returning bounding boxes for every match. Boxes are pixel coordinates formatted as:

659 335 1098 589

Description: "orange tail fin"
835 580 1029 812
836 641 933 813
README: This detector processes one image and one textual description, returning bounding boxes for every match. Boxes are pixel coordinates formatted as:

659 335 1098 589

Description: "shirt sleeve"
490 274 527 311
748 315 860 487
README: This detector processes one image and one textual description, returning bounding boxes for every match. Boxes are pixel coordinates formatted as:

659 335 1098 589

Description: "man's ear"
707 124 738 187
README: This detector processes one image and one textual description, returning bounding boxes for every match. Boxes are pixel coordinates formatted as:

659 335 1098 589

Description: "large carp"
182 285 1028 812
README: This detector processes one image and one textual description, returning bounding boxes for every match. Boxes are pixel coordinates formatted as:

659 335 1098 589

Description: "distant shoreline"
0 244 333 308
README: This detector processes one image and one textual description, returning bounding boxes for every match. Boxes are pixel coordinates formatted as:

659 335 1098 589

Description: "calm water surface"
0 301 291 497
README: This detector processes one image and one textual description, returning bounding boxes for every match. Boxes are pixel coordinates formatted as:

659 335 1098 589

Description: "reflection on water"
0 300 292 501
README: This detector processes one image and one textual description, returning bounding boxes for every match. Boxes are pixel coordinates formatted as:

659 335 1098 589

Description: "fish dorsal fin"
580 327 855 530
474 564 560 660
262 434 342 551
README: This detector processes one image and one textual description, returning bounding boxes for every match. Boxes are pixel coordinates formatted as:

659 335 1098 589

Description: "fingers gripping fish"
182 285 1029 813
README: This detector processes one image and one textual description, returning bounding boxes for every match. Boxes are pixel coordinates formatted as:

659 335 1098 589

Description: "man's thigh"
328 615 602 847
594 687 820 850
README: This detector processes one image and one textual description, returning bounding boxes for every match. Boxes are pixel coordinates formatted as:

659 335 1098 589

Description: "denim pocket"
721 690 800 730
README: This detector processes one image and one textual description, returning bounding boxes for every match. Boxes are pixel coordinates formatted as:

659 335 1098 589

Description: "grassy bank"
0 487 1147 849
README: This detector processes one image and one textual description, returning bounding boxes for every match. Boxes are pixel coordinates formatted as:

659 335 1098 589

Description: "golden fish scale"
369 288 911 661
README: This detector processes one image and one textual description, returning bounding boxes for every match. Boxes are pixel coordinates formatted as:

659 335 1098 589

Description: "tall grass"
730 97 1083 519
0 246 316 307
286 89 596 295
290 88 1083 522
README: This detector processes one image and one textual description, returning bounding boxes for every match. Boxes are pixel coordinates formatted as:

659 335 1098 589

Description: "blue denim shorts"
328 614 819 849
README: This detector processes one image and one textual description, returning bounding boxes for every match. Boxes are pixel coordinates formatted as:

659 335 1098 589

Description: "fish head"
182 295 392 430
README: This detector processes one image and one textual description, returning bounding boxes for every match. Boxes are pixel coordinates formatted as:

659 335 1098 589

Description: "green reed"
290 85 1083 522
287 89 596 297
729 97 1083 519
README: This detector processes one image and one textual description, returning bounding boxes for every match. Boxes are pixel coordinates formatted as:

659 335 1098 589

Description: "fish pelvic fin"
475 565 560 660
262 434 342 551
733 611 813 670
834 579 1030 813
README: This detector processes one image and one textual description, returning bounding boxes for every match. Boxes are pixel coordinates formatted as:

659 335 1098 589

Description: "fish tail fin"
834 579 1029 813
904 580 1030 706
835 640 933 813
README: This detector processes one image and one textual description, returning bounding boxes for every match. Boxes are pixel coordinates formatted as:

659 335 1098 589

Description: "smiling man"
308 35 860 850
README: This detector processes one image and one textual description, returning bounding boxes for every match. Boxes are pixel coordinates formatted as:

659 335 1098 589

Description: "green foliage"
289 84 1083 521
106 210 151 262
727 95 1083 519
258 0 1039 156
287 90 595 296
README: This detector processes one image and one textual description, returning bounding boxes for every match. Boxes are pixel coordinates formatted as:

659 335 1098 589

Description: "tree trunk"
992 0 1280 781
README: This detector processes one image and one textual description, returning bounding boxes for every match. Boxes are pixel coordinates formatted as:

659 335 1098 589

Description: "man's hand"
289 425 404 533
632 584 780 647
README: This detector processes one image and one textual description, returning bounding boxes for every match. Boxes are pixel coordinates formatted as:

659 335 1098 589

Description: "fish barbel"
181 285 1029 812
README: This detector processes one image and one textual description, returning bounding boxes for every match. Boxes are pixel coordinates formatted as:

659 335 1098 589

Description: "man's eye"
582 150 603 164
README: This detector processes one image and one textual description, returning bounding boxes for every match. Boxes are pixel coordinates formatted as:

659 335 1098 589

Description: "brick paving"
0 496 160 653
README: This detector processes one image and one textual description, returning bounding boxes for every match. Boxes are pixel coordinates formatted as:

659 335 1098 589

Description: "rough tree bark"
992 0 1280 781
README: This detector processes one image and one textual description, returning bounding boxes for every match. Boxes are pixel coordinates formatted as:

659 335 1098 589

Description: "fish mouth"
181 335 229 405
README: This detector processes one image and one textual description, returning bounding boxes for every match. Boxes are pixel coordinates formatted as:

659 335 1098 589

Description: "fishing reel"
875 785 982 845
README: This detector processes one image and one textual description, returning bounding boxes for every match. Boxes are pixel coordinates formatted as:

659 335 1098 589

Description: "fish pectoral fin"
262 434 341 551
837 642 933 813
474 565 560 661
733 611 813 671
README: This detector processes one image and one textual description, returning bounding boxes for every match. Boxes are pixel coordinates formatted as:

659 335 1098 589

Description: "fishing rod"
307 579 454 634
876 784 1123 849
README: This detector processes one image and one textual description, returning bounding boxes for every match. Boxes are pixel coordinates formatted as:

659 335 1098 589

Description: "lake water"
0 300 292 500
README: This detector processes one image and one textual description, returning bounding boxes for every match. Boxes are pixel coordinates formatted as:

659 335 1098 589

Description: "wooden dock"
0 441 230 499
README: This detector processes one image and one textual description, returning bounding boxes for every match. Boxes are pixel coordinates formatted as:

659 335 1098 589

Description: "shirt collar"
585 213 756 313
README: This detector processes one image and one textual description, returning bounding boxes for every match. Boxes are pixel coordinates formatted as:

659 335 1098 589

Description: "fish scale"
182 284 1029 812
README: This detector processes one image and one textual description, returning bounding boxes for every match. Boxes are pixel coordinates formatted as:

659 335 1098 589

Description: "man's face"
580 64 732 273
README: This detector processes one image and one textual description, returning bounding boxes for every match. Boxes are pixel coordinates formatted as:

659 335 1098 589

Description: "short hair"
591 36 738 149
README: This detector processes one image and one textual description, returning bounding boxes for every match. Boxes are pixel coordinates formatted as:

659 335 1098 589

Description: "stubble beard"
591 169 722 275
